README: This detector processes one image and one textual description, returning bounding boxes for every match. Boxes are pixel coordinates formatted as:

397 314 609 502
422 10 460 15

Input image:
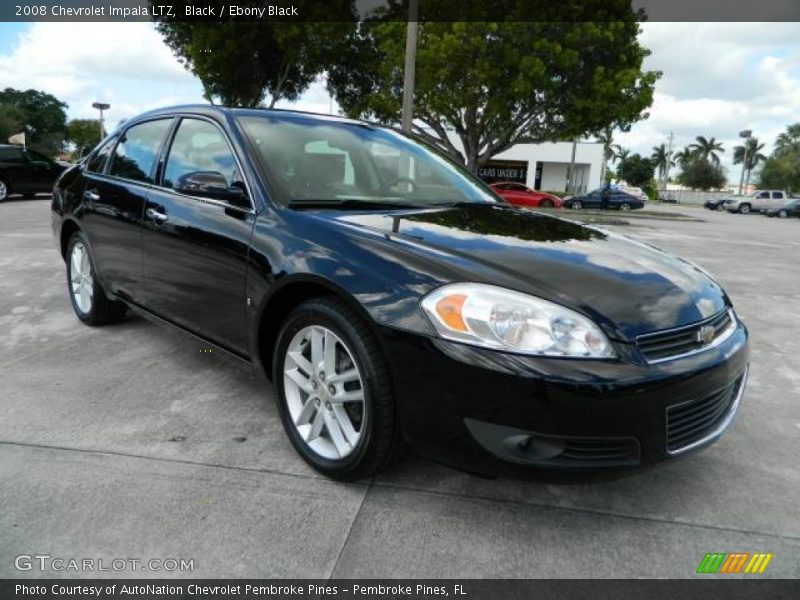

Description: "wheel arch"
253 274 385 382
59 218 82 260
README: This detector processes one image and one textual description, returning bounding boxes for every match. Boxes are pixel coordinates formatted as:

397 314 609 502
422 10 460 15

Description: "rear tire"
539 199 553 208
273 296 398 481
778 209 788 218
66 231 127 326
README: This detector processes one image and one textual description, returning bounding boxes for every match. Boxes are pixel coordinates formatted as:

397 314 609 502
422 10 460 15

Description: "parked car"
764 198 800 219
52 106 749 480
614 184 648 202
562 187 645 210
704 195 736 211
724 190 792 214
0 144 67 202
488 182 561 208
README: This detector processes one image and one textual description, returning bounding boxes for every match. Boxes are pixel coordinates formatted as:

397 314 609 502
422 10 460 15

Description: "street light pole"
737 129 752 195
92 102 110 142
401 0 419 133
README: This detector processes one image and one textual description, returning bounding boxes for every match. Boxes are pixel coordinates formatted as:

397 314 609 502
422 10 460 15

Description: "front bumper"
379 320 749 475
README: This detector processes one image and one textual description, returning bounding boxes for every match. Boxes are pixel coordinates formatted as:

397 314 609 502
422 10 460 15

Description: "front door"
141 117 255 355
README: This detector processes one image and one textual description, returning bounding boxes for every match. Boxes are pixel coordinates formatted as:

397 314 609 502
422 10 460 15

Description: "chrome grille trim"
636 309 738 364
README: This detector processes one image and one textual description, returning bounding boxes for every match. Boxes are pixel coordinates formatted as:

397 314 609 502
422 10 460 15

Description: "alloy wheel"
779 210 788 218
740 204 751 214
69 242 94 314
0 180 8 201
620 202 631 211
572 200 582 210
283 325 365 460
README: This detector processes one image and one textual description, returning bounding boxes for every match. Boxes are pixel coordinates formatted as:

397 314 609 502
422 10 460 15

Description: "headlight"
420 283 615 358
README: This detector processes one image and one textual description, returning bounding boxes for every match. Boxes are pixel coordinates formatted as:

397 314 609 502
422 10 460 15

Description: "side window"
109 119 172 183
773 192 784 199
23 149 53 166
163 119 239 191
86 137 117 173
0 147 24 162
757 191 769 199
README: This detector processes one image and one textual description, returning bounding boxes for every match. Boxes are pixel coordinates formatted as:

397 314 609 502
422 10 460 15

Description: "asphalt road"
1 199 798 579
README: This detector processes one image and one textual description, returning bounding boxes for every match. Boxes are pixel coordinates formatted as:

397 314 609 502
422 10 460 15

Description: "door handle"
84 189 100 202
146 207 169 223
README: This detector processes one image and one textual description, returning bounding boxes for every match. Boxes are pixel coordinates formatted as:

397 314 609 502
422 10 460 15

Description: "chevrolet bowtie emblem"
697 325 716 344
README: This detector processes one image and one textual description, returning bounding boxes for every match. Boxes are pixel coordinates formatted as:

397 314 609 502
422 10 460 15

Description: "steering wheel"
379 177 418 195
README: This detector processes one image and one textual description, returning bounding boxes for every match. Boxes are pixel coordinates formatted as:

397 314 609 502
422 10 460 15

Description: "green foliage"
617 153 655 187
678 157 726 190
327 4 659 172
0 102 25 142
67 119 104 158
758 124 800 193
153 2 357 107
0 88 68 155
651 143 673 184
642 178 658 201
688 135 724 166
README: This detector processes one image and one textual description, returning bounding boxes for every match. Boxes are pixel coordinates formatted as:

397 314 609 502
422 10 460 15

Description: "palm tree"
651 143 674 188
774 123 800 157
674 147 694 168
689 136 725 165
613 146 630 164
734 137 767 191
594 126 615 183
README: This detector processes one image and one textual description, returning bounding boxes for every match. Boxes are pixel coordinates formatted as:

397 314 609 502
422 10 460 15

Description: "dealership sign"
478 160 528 184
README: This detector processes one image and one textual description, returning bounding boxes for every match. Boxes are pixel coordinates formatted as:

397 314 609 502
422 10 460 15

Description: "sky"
0 21 798 181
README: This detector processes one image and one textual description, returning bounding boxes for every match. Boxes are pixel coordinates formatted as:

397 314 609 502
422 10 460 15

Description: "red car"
489 182 562 208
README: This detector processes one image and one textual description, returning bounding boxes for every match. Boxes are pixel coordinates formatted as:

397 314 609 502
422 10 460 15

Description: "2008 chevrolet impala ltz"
51 106 749 480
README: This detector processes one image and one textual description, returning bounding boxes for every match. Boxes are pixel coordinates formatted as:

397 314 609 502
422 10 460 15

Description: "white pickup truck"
724 190 794 214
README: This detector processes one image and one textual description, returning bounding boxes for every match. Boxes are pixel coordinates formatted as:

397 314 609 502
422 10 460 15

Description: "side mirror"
174 171 248 206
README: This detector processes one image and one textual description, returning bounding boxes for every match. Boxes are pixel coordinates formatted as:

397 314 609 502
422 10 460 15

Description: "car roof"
127 104 369 128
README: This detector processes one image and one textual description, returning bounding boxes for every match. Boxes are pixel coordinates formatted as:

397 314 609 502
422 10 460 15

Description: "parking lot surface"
1 199 798 578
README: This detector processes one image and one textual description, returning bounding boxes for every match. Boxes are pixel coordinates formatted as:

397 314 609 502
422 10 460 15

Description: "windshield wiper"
288 199 423 210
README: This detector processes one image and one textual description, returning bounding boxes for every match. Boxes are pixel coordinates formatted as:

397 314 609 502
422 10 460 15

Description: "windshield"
238 115 500 207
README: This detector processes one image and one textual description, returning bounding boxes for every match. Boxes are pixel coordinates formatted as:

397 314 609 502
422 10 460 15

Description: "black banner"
3 580 800 600
2 0 800 22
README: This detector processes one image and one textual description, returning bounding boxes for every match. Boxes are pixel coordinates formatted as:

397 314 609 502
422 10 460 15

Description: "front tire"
571 200 582 210
778 209 788 218
273 297 397 481
619 202 631 211
539 199 553 208
66 232 127 326
738 203 751 215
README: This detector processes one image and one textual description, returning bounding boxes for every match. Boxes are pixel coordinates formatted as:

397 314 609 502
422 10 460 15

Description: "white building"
479 141 605 194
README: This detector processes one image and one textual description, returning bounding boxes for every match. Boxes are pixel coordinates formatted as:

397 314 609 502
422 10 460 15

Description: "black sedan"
764 199 800 218
0 143 67 201
562 188 645 210
704 196 733 211
51 106 749 480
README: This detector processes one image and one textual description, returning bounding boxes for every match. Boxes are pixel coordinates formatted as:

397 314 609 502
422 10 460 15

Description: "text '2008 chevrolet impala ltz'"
51 106 749 480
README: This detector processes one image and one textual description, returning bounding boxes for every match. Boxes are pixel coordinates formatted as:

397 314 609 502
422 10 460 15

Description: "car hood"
310 205 728 340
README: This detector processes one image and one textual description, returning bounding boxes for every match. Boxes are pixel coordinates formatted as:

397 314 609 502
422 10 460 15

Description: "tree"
651 143 673 188
612 146 631 164
0 88 68 155
617 153 654 187
678 157 726 190
689 135 724 166
674 147 694 168
153 2 356 107
759 124 800 193
327 6 659 173
67 119 104 158
774 123 800 157
733 137 766 191
594 126 616 185
0 102 25 143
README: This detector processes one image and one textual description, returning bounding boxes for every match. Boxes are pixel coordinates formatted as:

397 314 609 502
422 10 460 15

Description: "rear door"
141 116 256 355
771 191 786 209
80 118 174 303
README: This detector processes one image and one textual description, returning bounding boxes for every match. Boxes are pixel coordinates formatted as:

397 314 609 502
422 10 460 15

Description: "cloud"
614 23 800 180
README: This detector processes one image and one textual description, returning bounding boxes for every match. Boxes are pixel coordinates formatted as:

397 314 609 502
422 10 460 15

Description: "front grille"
666 374 744 453
637 309 734 363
